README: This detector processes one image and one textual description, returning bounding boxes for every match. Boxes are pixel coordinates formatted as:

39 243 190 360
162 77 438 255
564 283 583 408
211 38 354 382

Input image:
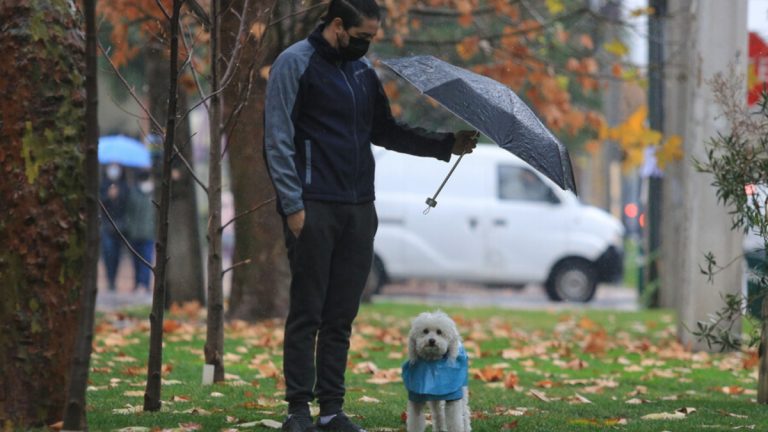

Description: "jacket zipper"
339 65 359 201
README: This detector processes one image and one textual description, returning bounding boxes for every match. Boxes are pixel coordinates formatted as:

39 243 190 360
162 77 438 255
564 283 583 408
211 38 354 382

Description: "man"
264 1 477 431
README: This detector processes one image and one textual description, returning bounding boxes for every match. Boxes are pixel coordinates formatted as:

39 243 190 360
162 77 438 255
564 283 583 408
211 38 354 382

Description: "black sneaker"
282 413 317 432
316 412 367 432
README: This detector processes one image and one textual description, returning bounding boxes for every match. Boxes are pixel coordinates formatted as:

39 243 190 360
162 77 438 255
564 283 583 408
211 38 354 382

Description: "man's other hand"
452 130 479 155
287 209 305 238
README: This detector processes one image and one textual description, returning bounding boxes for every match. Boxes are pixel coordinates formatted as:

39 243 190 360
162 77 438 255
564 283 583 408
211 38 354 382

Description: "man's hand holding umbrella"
452 130 479 155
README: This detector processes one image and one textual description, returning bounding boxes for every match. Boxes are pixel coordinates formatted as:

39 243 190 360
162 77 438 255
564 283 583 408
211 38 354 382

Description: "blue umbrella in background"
98 135 151 168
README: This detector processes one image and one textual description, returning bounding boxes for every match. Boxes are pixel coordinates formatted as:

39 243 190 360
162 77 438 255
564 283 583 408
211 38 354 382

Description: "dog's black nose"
428 338 435 346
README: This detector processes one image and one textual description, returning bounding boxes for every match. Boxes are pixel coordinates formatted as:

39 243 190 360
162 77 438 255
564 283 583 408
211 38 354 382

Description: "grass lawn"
80 302 766 431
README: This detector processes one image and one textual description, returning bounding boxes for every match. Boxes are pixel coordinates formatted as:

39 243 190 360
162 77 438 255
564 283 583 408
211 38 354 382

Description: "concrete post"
668 0 748 350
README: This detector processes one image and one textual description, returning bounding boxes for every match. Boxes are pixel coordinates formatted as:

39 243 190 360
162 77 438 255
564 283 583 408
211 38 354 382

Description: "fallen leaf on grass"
718 410 748 419
713 385 746 395
170 395 190 402
359 395 381 403
568 393 592 404
237 419 284 429
529 389 550 402
113 404 145 414
114 428 151 432
366 368 401 384
641 407 696 420
570 418 627 426
504 372 519 389
174 407 211 415
472 366 505 382
641 412 686 420
352 361 379 374
625 398 651 404
122 390 145 397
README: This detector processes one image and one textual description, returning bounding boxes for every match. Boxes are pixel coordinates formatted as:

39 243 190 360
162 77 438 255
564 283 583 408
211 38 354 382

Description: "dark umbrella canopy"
382 55 577 193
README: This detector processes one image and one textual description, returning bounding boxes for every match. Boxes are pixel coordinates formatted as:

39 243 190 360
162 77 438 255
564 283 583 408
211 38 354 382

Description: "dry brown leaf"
472 365 505 382
529 389 550 402
366 368 401 385
352 361 379 374
504 372 519 389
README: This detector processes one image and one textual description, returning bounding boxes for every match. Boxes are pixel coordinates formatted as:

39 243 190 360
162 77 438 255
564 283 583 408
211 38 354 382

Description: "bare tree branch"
99 41 165 133
172 133 209 193
269 1 327 27
221 197 275 232
220 0 252 85
154 0 171 21
222 258 252 276
99 199 154 271
180 21 210 114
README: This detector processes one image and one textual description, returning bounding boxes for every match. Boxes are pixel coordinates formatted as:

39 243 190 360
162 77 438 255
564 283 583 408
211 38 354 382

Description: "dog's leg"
462 387 471 432
407 401 426 432
444 400 465 432
428 400 446 432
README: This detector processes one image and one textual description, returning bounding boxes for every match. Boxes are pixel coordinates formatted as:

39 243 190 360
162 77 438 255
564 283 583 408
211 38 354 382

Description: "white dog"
402 311 471 432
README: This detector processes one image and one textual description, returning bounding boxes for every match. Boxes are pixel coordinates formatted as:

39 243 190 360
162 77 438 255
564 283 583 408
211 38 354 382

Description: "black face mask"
339 33 370 61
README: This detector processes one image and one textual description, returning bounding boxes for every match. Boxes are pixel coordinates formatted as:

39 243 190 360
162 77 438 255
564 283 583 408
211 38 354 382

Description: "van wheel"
361 256 387 303
545 259 597 303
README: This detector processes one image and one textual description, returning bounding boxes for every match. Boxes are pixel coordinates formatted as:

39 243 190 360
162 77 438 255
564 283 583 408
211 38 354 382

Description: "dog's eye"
436 329 442 335
423 329 429 334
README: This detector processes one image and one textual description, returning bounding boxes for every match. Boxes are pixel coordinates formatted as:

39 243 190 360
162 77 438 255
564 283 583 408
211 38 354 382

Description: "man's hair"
322 0 380 29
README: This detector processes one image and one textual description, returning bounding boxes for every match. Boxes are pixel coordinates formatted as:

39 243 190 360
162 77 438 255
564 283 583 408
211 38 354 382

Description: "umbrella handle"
423 153 465 215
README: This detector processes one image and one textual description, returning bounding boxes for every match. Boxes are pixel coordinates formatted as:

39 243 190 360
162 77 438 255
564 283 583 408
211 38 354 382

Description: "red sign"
749 32 768 106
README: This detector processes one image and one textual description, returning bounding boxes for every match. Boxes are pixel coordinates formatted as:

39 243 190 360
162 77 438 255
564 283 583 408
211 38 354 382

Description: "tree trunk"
145 44 205 307
144 0 181 411
0 1 85 427
224 0 324 321
168 91 205 305
63 0 99 428
205 0 225 383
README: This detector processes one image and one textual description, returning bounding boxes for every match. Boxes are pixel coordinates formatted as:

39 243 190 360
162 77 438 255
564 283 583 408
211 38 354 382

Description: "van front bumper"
596 246 624 283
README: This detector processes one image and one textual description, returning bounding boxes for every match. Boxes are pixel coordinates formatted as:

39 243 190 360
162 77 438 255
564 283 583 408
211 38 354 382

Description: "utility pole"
663 0 747 351
643 0 666 307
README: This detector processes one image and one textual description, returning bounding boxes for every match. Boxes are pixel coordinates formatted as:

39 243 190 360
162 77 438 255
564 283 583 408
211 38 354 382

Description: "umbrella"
98 135 151 168
382 55 578 200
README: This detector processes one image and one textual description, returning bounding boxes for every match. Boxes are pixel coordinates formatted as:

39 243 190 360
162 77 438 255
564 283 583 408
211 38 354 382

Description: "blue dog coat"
402 345 469 402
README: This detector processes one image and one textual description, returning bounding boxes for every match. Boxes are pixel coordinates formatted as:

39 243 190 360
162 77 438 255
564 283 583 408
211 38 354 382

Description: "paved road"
373 281 638 311
95 254 638 312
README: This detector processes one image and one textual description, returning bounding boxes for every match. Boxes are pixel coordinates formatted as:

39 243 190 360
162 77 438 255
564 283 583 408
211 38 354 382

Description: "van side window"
498 165 552 202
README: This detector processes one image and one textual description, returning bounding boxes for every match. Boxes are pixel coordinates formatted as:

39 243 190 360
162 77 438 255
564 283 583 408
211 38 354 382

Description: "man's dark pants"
282 200 378 417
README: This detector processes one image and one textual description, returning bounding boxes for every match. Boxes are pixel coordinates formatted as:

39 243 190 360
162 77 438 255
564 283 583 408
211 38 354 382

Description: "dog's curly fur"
406 311 471 432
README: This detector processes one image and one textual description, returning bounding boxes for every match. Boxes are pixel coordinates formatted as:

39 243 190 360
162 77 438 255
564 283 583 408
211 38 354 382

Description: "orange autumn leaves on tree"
98 0 210 87
98 0 173 67
382 0 605 143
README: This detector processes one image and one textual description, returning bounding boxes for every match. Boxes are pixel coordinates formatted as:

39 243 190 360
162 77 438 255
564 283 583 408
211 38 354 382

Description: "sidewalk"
374 280 638 311
96 254 153 311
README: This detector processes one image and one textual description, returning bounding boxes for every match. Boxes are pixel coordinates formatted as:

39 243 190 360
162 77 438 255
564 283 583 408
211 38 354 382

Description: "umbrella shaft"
431 153 464 200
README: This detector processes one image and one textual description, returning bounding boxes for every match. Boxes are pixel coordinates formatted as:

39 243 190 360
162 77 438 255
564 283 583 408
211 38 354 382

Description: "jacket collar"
308 24 345 64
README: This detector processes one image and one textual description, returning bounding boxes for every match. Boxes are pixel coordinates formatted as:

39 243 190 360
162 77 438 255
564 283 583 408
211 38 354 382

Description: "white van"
369 144 625 302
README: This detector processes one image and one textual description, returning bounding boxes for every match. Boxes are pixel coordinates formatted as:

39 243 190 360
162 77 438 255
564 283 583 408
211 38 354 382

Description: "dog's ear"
446 317 461 361
408 334 418 364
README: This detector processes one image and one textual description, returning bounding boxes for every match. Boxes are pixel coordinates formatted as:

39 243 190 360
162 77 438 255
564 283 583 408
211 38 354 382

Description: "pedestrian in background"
125 170 156 293
99 162 129 292
264 0 477 430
